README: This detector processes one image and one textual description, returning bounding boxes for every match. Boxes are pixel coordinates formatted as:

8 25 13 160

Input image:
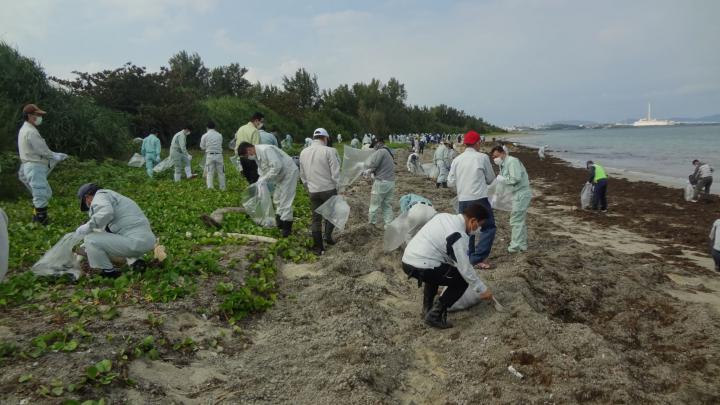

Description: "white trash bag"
684 181 694 202
449 280 487 312
31 232 84 279
488 180 513 211
580 183 593 209
228 138 236 151
338 147 375 189
127 153 145 168
152 157 174 173
315 195 351 231
241 183 276 227
383 204 437 252
229 155 243 173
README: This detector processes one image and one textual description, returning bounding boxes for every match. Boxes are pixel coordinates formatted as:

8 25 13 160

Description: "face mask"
256 122 264 129
34 116 43 126
493 157 502 166
248 155 256 161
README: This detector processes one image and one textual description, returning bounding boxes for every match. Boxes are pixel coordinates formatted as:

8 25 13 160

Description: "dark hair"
490 146 505 155
183 124 193 131
692 159 699 164
251 112 265 121
463 203 490 221
238 142 255 156
207 121 216 129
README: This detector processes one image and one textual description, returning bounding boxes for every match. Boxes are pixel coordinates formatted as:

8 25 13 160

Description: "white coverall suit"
169 130 192 182
17 121 66 208
434 144 450 184
83 190 156 270
255 145 299 222
200 129 226 190
498 156 532 252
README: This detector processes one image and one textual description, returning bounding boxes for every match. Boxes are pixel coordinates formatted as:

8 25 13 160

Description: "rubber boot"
311 231 324 255
275 215 282 229
131 259 147 273
323 221 336 245
281 220 293 238
100 268 122 279
436 182 440 188
442 182 448 188
32 207 49 226
424 300 453 329
422 283 439 318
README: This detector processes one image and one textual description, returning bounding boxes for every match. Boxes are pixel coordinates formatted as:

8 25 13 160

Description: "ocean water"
511 124 720 189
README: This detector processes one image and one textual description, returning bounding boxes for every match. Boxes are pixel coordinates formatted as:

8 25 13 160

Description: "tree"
282 68 320 111
209 63 250 97
166 51 210 95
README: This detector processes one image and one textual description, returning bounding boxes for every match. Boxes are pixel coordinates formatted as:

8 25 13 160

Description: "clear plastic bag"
449 280 486 312
488 180 513 211
421 163 436 179
229 155 243 173
315 195 351 231
684 181 694 202
383 204 436 252
580 183 593 209
228 138 236 151
152 157 174 173
338 147 375 189
241 183 276 227
31 232 84 279
128 153 145 168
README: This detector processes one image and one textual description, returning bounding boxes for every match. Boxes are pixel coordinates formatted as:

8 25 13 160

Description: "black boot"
323 222 336 245
281 220 293 238
424 300 453 329
422 283 439 318
436 182 440 188
311 231 324 255
131 259 147 273
32 207 49 226
442 182 448 188
100 268 122 278
275 215 282 229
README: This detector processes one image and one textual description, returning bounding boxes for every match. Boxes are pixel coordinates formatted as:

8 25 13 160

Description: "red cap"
463 130 480 145
23 104 46 115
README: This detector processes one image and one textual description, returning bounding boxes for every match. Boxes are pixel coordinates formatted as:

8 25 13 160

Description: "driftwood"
212 232 277 244
200 207 246 229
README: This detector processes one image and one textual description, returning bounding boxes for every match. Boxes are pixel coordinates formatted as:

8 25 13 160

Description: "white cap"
313 128 329 137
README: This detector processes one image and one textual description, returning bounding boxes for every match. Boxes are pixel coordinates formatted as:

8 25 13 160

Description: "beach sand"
2 146 718 404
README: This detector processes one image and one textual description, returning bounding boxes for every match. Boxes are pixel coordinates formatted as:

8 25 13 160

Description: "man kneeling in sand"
401 203 493 329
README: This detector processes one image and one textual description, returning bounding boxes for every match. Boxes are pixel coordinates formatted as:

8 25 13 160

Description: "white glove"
75 223 91 236
362 169 372 178
496 175 506 184
53 152 68 161
187 154 192 160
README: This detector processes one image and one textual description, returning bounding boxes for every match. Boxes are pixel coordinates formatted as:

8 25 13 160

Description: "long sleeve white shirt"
447 148 496 201
200 129 224 154
299 140 341 193
255 144 297 183
402 213 487 293
711 219 720 251
17 121 54 164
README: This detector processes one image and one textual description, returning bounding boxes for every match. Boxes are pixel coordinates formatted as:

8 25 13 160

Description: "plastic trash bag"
229 155 243 173
153 157 174 173
241 182 276 227
228 138 236 151
383 204 436 252
338 147 375 189
580 183 593 209
488 180 513 211
684 181 694 202
449 280 486 312
128 153 145 168
315 195 351 231
31 232 83 279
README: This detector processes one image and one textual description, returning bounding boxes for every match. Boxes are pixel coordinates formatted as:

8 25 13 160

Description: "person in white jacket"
199 121 226 191
169 125 194 182
238 142 299 237
402 203 494 329
299 128 341 254
447 130 497 269
75 183 156 278
17 104 68 224
434 142 450 188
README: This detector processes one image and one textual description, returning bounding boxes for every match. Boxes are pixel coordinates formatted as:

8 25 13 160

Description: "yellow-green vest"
593 164 608 182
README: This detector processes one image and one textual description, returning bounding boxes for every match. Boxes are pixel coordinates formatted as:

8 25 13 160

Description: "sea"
509 124 720 192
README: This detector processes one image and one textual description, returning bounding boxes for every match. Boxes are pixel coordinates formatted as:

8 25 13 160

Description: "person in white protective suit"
337 133 342 144
169 125 194 182
199 121 226 191
282 134 293 150
17 104 69 225
434 141 450 188
362 133 372 146
402 203 494 329
363 138 396 227
74 183 156 278
350 135 360 149
491 145 533 253
538 144 548 160
406 152 424 175
304 138 313 148
141 131 161 178
0 208 8 282
238 142 300 237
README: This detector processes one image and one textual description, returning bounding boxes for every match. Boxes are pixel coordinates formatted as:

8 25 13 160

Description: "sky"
1 0 719 126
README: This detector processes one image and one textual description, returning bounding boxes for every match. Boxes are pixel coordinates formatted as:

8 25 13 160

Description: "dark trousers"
712 249 720 271
592 179 608 210
240 157 259 184
309 189 337 233
458 198 496 264
402 262 468 307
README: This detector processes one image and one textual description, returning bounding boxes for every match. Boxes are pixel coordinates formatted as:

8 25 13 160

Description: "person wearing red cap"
447 130 497 269
17 104 68 225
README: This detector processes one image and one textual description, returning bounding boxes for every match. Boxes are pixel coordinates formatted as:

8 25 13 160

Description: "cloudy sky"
1 0 718 126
